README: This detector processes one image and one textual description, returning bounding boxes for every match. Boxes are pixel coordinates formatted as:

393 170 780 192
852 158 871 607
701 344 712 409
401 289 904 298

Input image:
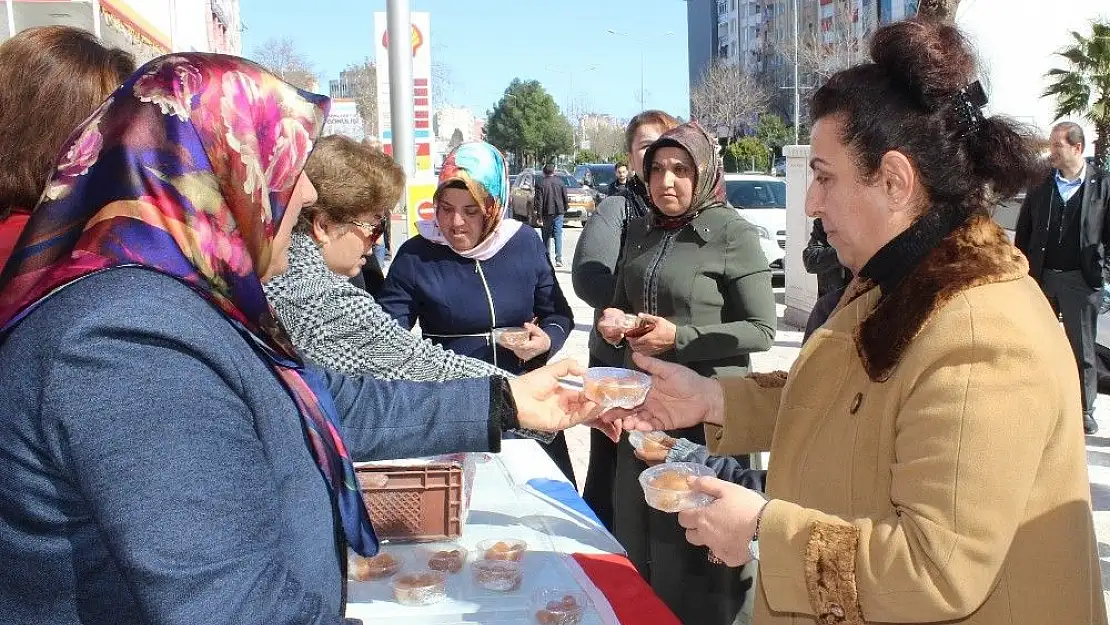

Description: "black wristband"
488 376 519 450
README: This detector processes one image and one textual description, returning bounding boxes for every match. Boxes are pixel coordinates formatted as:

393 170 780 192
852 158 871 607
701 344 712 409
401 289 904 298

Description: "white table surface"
346 440 626 624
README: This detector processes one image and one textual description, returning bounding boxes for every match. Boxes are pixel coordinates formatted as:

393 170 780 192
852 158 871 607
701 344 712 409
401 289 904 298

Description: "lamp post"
607 29 674 111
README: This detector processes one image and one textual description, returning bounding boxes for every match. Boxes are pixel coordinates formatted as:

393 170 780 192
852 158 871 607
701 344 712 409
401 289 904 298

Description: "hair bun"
869 18 975 105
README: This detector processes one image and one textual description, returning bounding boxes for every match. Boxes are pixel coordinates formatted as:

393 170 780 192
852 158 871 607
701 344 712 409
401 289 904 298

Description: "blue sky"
239 0 691 122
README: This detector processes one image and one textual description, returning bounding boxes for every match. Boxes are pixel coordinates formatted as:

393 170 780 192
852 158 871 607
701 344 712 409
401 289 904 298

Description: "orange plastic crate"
355 463 464 542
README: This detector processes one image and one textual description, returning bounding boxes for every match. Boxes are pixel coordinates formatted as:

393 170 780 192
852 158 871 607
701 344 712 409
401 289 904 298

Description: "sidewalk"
548 226 1110 605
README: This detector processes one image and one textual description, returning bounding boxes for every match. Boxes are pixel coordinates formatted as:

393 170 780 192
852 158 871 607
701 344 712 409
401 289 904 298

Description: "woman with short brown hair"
0 26 134 269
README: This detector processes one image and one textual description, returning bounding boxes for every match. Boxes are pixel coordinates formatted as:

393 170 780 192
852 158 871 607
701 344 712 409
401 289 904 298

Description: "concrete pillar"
783 143 817 329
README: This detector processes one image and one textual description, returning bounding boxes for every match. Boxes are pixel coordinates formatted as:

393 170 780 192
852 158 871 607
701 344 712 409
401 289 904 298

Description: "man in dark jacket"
535 164 569 267
608 162 630 196
1016 122 1110 435
802 217 852 297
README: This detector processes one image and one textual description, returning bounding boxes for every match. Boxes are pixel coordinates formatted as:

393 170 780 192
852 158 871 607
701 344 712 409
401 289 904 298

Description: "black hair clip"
953 80 988 137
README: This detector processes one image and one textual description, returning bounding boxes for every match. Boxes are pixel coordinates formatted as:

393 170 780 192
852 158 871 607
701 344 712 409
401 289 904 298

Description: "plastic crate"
355 462 465 542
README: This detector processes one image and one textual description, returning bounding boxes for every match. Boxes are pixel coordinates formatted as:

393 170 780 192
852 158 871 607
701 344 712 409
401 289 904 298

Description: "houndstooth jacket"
265 232 505 381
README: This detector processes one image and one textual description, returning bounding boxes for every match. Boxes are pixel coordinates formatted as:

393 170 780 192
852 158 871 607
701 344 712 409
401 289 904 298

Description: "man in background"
608 162 630 196
536 164 569 267
1016 122 1110 435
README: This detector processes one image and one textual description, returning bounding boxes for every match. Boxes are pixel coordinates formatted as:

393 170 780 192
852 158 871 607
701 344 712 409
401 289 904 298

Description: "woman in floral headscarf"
0 55 592 625
594 121 777 625
378 141 577 481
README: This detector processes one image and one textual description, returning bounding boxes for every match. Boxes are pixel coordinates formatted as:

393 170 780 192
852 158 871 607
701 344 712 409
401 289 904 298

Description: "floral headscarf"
417 140 520 261
0 54 381 556
643 121 727 230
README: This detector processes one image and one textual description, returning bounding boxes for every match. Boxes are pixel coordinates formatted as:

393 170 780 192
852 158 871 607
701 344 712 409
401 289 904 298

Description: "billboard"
373 12 433 173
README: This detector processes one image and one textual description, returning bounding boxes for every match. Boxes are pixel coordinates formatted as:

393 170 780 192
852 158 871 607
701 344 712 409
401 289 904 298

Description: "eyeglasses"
348 218 387 245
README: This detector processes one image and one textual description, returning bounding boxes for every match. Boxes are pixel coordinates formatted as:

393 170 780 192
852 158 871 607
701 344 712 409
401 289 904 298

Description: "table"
345 440 680 624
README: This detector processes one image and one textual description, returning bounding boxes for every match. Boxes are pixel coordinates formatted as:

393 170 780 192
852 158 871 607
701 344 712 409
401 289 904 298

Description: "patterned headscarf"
643 121 727 230
0 54 381 556
417 140 520 261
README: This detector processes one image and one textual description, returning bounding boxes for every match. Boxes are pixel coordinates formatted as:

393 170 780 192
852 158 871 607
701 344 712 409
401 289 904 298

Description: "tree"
575 149 603 166
252 37 317 91
485 79 573 167
448 128 465 151
756 114 794 154
725 137 772 173
582 123 625 161
691 61 770 137
344 58 377 138
1044 20 1110 167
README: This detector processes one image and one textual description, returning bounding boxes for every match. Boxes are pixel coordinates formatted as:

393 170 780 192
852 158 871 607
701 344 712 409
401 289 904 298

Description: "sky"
239 0 692 122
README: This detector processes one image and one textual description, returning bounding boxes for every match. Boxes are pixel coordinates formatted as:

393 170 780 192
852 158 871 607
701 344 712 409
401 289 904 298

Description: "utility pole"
5 0 15 40
386 0 415 178
792 0 800 144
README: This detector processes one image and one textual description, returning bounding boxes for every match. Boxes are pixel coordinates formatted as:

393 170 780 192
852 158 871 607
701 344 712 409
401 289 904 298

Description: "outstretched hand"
510 360 626 442
607 352 724 432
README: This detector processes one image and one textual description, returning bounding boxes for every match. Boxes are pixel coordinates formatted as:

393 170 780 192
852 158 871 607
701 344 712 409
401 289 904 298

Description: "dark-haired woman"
0 26 134 269
613 17 1105 625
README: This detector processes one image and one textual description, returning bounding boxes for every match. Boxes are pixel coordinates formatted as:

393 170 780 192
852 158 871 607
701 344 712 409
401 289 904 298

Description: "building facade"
2 0 241 63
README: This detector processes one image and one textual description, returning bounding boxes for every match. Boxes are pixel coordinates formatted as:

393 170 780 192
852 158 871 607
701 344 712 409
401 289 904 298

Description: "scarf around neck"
0 53 382 556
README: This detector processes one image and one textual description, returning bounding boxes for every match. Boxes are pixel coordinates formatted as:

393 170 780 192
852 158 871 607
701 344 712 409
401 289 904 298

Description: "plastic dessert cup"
628 430 673 454
472 558 524 592
419 544 469 574
390 569 447 606
477 538 527 562
532 589 590 624
348 551 404 581
494 327 531 349
617 313 644 330
638 462 716 513
582 367 651 410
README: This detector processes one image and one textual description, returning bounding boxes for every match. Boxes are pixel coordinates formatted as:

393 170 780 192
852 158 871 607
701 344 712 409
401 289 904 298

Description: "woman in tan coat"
613 17 1106 625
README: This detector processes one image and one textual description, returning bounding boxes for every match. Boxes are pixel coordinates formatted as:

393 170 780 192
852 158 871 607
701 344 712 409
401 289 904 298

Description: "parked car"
509 169 596 227
573 163 618 201
724 173 786 277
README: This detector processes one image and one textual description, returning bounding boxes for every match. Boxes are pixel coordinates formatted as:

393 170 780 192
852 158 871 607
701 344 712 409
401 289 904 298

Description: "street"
547 223 1110 605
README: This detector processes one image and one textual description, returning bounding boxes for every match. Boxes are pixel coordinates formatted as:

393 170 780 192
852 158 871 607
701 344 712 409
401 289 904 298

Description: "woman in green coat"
597 121 776 624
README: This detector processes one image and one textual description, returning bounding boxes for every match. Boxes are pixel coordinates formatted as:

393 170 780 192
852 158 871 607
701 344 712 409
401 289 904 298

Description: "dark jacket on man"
802 217 852 296
1015 165 1110 289
535 173 569 217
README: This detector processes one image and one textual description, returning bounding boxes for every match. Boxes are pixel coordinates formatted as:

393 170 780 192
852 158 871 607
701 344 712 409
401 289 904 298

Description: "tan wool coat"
708 216 1106 625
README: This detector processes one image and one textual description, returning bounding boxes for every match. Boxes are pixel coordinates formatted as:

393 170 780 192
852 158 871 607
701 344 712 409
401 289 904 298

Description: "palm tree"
1044 21 1110 168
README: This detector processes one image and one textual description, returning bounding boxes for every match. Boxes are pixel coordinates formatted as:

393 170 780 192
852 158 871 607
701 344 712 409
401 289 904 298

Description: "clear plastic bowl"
390 569 447 606
472 558 524 592
616 313 645 330
532 588 590 624
348 551 404 581
628 430 673 454
582 367 652 409
494 327 530 349
477 538 527 562
638 462 715 512
418 544 469 574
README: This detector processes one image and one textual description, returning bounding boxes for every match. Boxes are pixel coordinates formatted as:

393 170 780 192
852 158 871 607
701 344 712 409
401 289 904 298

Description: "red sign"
417 200 435 221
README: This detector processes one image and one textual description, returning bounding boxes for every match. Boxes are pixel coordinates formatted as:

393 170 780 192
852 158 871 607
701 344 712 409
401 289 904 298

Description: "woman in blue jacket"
378 142 577 480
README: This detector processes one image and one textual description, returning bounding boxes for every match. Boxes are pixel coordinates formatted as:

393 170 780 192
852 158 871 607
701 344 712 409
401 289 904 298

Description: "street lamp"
607 29 674 111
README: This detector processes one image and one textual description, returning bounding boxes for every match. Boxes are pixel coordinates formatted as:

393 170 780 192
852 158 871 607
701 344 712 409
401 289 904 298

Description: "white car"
724 173 786 276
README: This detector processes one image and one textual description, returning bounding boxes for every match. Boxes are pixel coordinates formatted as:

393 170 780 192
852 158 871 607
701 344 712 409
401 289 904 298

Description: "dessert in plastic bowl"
582 367 651 409
532 589 590 624
477 538 527 562
348 551 404 581
472 557 524 591
494 327 531 349
628 430 674 454
390 569 447 606
418 544 468 574
638 462 715 512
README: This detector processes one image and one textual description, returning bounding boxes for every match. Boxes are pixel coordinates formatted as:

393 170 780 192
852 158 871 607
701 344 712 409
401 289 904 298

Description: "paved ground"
547 225 1110 604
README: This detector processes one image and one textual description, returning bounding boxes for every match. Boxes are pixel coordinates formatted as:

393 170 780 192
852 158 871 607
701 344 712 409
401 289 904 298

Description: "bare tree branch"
344 59 378 138
252 37 317 92
691 61 770 135
916 0 961 23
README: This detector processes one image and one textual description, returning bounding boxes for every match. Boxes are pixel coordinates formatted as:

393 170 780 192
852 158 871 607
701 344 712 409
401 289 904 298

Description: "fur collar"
846 214 1029 382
